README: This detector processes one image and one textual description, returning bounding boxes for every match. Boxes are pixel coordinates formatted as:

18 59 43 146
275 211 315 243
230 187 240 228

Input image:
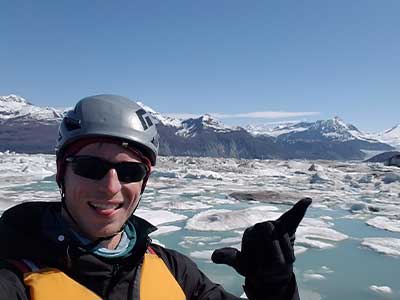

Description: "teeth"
90 203 120 210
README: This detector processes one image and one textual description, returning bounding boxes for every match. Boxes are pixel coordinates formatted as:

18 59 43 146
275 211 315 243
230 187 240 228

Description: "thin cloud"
165 111 320 120
258 119 306 125
211 111 320 119
165 113 201 119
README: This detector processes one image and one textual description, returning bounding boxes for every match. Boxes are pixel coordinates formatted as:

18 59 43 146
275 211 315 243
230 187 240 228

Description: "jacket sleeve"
0 267 29 300
244 273 300 300
153 245 300 300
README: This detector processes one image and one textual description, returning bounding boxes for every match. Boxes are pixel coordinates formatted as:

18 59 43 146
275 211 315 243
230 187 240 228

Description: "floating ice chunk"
369 285 392 294
200 198 237 205
190 250 214 261
150 200 212 210
303 273 326 281
253 167 287 177
366 216 400 233
135 208 187 226
158 189 182 195
311 203 330 209
382 172 400 184
150 225 181 236
0 153 55 183
296 223 348 249
186 206 281 231
310 172 331 184
361 238 400 257
151 170 179 178
320 266 334 274
297 225 348 243
228 190 300 204
308 163 324 172
296 238 334 249
279 160 311 171
294 246 308 255
179 236 222 248
180 189 207 196
157 188 205 197
183 170 223 180
320 216 333 221
358 174 374 183
213 236 242 245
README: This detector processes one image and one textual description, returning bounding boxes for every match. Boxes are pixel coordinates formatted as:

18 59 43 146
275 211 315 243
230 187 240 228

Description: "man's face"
63 142 144 240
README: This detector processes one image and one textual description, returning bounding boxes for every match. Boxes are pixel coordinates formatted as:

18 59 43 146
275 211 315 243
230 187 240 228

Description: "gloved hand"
211 198 312 300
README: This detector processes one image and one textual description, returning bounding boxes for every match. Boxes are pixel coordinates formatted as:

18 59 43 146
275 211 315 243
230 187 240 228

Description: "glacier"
0 152 400 300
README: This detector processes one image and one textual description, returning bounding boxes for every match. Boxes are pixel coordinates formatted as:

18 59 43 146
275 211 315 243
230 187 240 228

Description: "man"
0 94 311 300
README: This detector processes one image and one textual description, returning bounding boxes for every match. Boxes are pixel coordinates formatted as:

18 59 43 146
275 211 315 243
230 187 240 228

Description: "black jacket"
0 202 299 300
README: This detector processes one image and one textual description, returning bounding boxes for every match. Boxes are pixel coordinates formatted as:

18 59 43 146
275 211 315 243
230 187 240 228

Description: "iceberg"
135 208 187 226
366 216 400 233
369 285 392 294
361 238 400 257
186 206 281 231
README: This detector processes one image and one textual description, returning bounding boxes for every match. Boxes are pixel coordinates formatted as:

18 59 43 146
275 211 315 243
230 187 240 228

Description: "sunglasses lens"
116 163 147 183
70 157 108 180
68 156 147 183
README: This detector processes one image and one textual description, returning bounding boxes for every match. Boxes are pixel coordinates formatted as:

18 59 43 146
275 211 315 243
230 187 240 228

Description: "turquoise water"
154 203 400 299
295 218 400 300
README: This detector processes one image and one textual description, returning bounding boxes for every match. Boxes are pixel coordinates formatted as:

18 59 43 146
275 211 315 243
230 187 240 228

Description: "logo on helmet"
136 109 154 130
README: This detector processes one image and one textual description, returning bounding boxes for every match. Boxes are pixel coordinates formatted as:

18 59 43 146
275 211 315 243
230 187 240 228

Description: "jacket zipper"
105 263 121 298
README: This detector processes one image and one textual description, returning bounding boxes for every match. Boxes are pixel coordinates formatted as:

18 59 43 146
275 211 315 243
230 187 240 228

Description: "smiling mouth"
88 202 123 212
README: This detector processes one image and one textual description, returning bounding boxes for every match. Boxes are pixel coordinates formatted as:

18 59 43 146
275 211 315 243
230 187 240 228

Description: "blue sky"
1 1 399 132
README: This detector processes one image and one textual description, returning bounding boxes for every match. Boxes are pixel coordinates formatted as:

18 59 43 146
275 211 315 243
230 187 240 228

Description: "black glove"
211 198 312 299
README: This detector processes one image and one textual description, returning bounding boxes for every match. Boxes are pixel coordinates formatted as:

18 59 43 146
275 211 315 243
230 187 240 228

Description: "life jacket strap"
5 259 42 273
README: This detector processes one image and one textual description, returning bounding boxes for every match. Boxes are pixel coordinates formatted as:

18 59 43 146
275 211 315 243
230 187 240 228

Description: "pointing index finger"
277 197 312 235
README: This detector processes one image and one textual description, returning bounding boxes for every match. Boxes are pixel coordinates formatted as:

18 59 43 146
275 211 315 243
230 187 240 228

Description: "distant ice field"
1 151 400 300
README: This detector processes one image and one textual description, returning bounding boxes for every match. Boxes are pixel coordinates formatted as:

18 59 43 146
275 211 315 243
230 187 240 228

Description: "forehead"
76 142 141 161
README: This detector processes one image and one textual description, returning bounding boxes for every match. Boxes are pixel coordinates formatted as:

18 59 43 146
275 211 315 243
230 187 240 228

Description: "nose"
99 168 121 196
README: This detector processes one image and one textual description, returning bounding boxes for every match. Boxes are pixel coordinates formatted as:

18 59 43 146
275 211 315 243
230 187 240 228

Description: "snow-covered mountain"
0 94 64 123
248 117 372 141
368 124 400 149
0 94 395 159
245 117 392 155
137 102 241 138
175 114 240 138
137 101 181 127
247 121 315 138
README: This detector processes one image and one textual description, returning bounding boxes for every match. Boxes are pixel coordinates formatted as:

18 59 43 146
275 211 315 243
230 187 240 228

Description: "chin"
87 226 121 239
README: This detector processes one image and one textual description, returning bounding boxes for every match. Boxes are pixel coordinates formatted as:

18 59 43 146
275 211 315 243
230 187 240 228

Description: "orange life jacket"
8 249 186 300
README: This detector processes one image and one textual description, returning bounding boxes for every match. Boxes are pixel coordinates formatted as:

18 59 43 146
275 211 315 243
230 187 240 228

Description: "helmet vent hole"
64 117 81 131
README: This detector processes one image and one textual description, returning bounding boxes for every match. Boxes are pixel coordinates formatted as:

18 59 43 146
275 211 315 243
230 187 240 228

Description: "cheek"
63 168 88 200
122 182 143 206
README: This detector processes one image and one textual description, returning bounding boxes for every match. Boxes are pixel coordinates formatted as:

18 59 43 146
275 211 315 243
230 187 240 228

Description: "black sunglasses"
65 155 148 183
